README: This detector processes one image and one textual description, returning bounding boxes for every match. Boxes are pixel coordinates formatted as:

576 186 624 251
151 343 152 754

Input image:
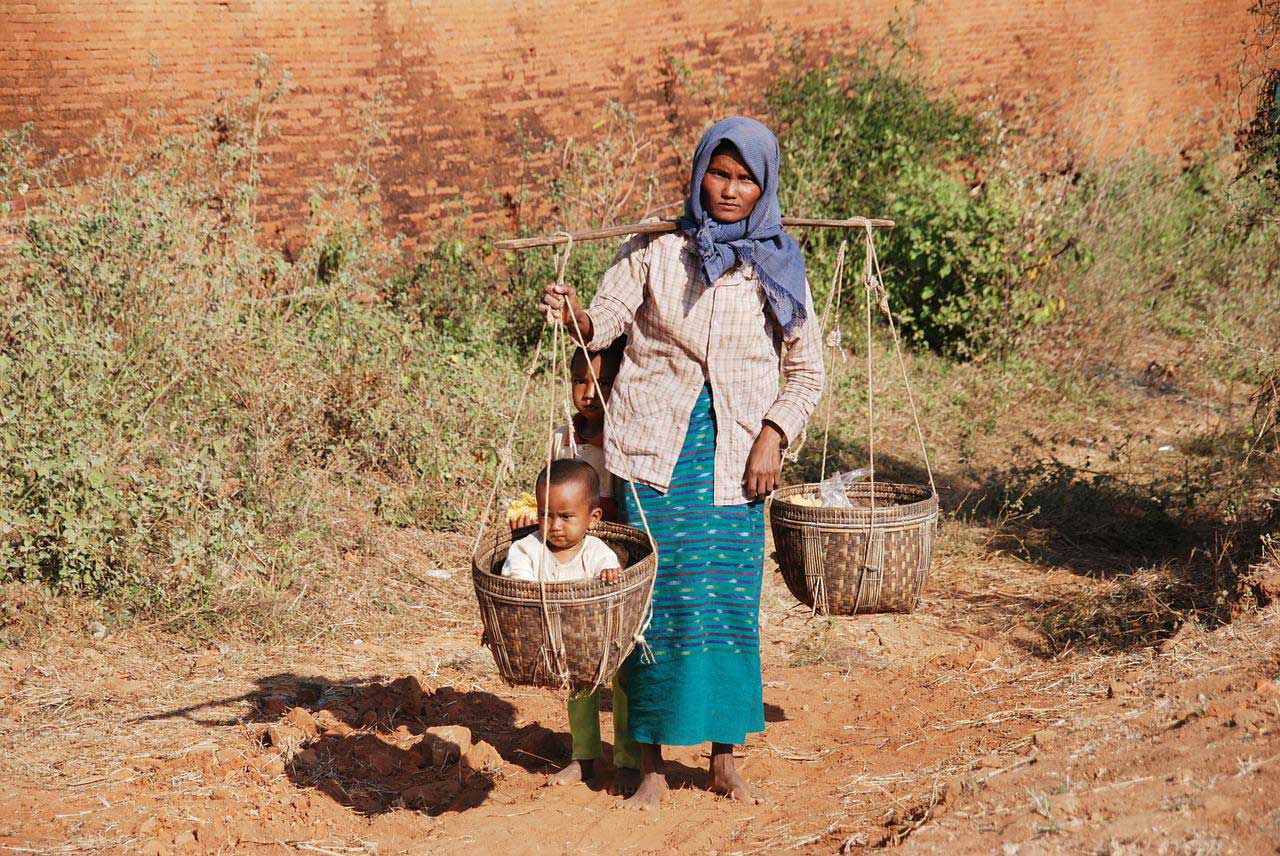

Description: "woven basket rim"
769 481 938 527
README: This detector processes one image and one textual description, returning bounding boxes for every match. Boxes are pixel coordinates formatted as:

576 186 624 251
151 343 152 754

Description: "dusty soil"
2 536 1278 855
3 336 1277 854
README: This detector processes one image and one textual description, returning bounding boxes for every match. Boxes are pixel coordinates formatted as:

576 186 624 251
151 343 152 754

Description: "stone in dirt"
1031 729 1058 749
518 724 566 763
314 707 351 728
422 725 472 767
461 740 504 773
172 829 197 849
368 745 402 776
388 675 426 711
1230 707 1268 732
258 695 291 717
401 779 462 809
1106 680 1130 698
285 706 318 735
261 723 304 750
939 774 966 805
140 839 167 856
1007 624 1045 648
252 753 286 777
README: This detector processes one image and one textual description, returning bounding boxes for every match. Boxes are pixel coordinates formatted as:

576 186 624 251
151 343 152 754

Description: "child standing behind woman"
505 339 641 794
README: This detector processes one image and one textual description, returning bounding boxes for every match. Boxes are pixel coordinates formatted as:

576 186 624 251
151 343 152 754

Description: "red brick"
0 0 1257 243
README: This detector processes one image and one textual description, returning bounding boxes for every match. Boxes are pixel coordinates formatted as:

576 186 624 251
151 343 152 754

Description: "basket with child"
470 297 652 790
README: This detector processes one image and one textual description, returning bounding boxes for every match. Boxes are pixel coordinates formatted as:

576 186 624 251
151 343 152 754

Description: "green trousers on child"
566 671 639 769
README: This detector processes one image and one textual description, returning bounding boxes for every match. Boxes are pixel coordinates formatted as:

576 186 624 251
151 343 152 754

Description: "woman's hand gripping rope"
540 281 594 345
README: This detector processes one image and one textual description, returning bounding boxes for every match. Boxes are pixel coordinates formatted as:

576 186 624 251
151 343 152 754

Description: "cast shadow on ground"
789 425 1204 579
783 429 1258 655
135 672 761 814
137 673 532 815
793 422 1256 578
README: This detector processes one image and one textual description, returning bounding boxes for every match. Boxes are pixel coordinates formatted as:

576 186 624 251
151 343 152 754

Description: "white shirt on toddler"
500 532 620 583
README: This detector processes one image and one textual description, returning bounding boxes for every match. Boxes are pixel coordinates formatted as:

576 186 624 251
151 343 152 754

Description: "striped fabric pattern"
621 383 766 747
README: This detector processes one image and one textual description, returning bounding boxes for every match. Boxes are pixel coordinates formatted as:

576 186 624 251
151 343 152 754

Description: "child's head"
569 337 626 423
535 458 602 550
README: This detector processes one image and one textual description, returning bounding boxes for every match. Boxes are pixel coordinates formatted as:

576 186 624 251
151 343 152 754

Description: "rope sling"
768 224 940 616
472 235 659 695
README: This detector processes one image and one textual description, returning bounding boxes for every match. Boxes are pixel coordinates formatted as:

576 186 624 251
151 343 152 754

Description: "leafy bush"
1017 145 1280 387
1239 1 1280 185
766 47 1019 356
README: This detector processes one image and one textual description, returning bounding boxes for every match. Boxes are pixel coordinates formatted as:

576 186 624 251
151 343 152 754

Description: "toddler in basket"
500 459 621 584
502 340 642 795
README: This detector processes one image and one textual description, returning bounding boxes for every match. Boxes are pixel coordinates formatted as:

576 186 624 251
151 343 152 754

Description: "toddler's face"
537 480 602 550
570 352 618 421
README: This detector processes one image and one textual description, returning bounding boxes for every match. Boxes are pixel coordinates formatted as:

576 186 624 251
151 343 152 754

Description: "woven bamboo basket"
769 481 938 615
472 520 657 691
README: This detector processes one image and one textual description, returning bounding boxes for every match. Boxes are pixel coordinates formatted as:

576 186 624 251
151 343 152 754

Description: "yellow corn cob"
506 491 538 525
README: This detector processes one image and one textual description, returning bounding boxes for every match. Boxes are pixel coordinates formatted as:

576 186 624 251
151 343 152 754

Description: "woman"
540 116 824 810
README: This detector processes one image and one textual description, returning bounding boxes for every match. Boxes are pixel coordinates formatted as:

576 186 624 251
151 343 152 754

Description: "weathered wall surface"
0 1 1256 242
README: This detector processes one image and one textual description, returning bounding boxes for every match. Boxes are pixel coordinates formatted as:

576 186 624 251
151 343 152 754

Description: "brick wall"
0 1 1257 243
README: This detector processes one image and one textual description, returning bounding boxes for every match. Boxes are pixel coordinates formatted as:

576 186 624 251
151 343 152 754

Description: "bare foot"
621 771 667 810
621 744 666 810
608 766 641 797
544 758 593 787
709 743 762 804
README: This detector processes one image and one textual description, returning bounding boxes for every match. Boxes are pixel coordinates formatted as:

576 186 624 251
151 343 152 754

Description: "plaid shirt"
587 231 825 505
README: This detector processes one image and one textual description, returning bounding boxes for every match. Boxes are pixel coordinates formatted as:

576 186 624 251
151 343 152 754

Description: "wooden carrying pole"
494 216 894 251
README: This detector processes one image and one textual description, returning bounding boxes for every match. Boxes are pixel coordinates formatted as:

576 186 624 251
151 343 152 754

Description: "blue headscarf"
679 116 809 336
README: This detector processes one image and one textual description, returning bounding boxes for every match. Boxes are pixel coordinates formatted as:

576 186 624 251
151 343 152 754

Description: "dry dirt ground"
2 536 1278 856
3 342 1278 855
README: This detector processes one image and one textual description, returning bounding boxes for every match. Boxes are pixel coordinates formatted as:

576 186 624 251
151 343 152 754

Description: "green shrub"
0 107 555 611
1021 146 1280 386
766 48 1019 356
1239 1 1280 185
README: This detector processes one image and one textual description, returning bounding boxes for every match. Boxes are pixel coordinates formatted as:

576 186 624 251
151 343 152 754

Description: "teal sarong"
621 383 766 746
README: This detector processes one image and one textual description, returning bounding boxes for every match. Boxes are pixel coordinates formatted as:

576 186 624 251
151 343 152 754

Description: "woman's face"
700 146 761 224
